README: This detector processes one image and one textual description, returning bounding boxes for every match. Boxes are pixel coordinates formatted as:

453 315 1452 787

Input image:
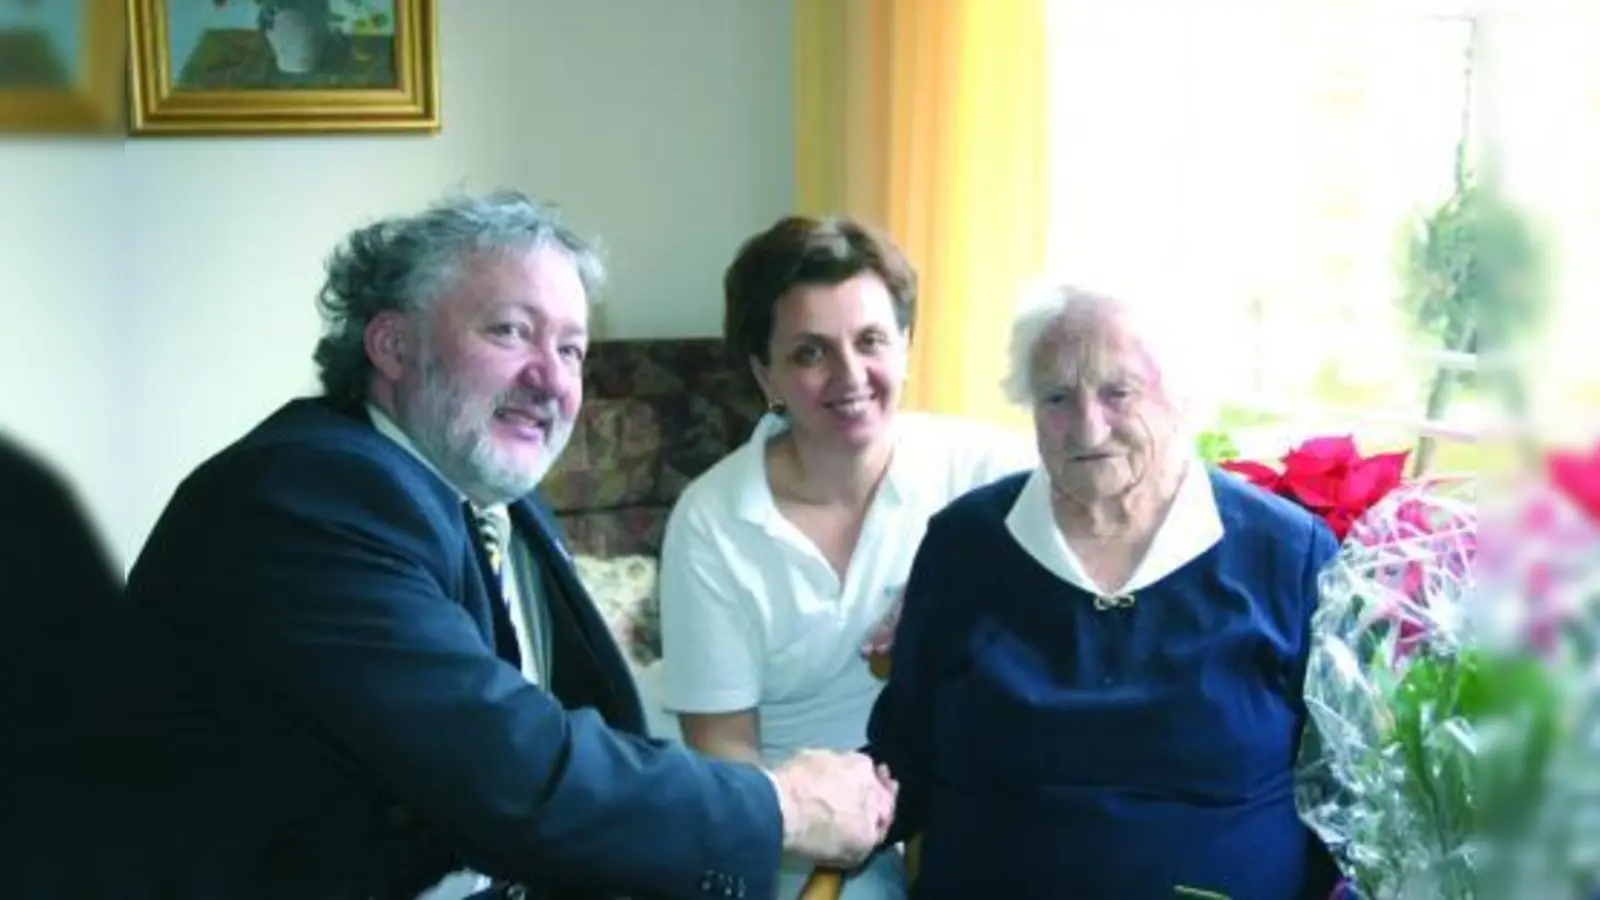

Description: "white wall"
0 0 794 570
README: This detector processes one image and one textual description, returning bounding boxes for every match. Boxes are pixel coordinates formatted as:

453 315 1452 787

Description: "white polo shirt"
658 411 1036 766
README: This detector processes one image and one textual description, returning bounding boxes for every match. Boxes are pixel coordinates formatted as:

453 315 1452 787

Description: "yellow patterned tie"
469 504 507 580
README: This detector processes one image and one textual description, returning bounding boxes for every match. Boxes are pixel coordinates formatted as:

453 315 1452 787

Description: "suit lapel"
457 503 522 669
346 399 520 671
509 499 646 736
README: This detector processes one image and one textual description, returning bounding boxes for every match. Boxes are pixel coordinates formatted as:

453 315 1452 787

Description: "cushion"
573 553 660 666
571 553 680 741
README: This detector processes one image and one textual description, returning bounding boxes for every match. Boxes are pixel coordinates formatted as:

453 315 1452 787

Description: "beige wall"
0 0 794 570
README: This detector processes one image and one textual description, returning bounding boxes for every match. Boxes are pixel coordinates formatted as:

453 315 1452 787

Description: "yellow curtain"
795 0 1050 425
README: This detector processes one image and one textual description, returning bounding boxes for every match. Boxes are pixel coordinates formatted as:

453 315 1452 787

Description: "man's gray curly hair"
312 189 605 407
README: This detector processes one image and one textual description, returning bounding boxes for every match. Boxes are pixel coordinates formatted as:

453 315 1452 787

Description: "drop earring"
767 398 788 415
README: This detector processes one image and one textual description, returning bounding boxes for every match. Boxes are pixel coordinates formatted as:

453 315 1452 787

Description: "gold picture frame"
127 0 438 136
0 0 125 135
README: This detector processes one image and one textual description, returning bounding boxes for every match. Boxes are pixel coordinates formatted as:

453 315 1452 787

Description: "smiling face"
1030 310 1180 505
751 273 909 452
370 245 588 506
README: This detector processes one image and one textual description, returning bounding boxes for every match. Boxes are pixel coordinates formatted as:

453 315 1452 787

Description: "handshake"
766 749 899 868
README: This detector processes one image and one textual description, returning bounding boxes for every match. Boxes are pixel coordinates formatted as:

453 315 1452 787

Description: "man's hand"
768 750 897 868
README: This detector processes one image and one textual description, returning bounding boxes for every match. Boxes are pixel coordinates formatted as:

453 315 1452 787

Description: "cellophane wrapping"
1294 475 1600 900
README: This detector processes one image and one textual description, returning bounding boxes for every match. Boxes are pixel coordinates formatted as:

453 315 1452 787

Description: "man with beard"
102 191 897 900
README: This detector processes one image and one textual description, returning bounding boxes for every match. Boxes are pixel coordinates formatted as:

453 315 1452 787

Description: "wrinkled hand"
770 750 898 868
859 589 904 658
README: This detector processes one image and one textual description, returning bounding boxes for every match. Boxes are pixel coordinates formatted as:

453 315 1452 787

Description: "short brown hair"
723 215 917 377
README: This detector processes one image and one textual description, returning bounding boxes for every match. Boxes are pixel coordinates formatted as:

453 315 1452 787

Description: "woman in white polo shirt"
658 215 1034 900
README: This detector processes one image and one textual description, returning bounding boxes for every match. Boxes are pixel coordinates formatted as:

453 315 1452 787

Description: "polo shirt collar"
733 412 909 529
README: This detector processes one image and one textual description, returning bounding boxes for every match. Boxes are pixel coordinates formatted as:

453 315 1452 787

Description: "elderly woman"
864 284 1344 899
658 215 1034 900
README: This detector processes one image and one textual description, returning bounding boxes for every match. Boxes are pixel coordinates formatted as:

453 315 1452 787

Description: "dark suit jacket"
0 433 123 639
0 432 124 720
55 398 778 900
0 433 127 893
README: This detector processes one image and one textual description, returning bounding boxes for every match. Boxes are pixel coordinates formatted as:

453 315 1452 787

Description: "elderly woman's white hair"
1000 281 1215 424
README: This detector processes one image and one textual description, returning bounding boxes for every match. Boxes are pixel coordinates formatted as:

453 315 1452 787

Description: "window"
1041 0 1597 472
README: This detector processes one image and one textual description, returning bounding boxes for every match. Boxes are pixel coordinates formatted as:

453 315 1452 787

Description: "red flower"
1321 509 1357 541
1339 451 1409 509
1279 436 1360 511
1547 441 1600 525
1394 612 1430 659
1218 459 1281 492
1223 436 1411 541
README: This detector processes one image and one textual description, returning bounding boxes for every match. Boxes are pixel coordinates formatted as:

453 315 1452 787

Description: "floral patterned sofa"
540 338 763 739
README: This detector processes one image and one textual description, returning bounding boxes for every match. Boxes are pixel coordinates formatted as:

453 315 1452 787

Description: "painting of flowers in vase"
127 0 436 135
169 0 397 90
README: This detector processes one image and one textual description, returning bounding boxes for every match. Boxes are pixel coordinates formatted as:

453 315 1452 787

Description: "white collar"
366 403 510 520
733 412 908 528
1004 456 1224 599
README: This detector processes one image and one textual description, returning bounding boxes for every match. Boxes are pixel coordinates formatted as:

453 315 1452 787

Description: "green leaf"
1195 430 1240 463
1394 178 1549 352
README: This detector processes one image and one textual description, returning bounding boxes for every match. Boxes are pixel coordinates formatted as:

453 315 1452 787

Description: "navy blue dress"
867 468 1342 900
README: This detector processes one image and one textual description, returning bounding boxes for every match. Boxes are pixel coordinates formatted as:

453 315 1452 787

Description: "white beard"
397 352 575 506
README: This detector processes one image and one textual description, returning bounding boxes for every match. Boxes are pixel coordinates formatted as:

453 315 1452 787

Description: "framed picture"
127 0 438 136
0 0 124 133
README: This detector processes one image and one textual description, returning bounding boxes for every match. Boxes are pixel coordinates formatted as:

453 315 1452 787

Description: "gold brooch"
1092 593 1136 611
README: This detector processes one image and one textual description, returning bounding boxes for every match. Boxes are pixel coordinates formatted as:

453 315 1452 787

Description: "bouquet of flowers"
1227 437 1480 897
1467 443 1600 899
1223 436 1600 900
